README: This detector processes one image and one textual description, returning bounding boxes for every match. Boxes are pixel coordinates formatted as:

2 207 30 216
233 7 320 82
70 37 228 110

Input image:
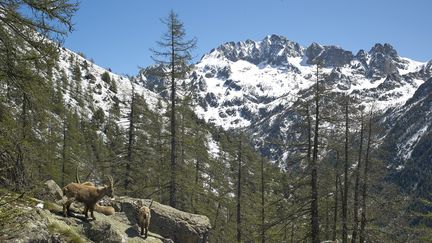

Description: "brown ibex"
62 175 114 220
75 167 116 215
74 168 115 216
136 199 153 238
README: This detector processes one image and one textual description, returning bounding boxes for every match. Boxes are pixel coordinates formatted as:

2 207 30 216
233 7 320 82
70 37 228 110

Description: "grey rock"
422 60 432 77
366 43 408 78
34 180 64 203
216 66 231 79
305 42 325 64
205 92 218 108
368 53 399 77
306 43 354 67
223 79 241 91
376 74 402 91
198 77 207 92
85 73 96 81
83 219 123 243
112 197 211 243
369 43 398 58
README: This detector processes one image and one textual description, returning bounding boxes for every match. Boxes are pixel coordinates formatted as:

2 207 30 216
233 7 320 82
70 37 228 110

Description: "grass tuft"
48 222 85 243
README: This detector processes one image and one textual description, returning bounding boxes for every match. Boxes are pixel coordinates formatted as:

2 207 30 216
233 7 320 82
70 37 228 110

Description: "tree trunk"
290 223 294 243
213 201 221 235
332 168 339 241
360 111 373 243
61 118 67 187
125 85 135 193
352 112 364 243
192 150 200 214
236 135 242 243
15 93 28 190
325 202 330 240
311 65 321 243
342 96 349 243
261 157 265 243
169 20 178 208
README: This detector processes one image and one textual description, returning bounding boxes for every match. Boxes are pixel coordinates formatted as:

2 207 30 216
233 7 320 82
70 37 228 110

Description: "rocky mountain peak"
355 49 368 60
261 34 289 44
305 42 324 61
305 43 354 67
204 34 304 66
369 43 398 58
366 43 406 77
426 60 432 72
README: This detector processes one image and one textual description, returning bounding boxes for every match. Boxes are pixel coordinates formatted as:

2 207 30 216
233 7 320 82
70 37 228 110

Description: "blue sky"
64 0 432 75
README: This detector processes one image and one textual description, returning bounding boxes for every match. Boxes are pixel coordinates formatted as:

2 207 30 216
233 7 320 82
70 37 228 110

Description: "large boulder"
112 197 211 243
83 219 124 243
34 179 64 202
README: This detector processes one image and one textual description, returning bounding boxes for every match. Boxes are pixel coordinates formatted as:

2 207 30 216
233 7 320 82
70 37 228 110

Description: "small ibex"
136 199 153 239
94 203 115 216
62 175 114 220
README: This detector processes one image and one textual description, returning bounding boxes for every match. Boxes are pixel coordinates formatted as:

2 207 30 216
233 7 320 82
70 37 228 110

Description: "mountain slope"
381 73 432 196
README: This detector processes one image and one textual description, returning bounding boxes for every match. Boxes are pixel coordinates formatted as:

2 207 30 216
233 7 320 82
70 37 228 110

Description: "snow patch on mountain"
398 124 429 160
55 47 161 128
398 57 425 75
206 133 220 159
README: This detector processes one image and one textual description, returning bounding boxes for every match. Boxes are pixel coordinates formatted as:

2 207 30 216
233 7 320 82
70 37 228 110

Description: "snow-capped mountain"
189 35 426 132
143 34 425 163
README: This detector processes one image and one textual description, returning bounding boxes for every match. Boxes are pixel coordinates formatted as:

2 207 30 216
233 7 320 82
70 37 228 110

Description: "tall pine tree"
150 10 196 208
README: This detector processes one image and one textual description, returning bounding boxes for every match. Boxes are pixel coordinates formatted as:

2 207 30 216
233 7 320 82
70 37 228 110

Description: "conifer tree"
342 95 349 243
150 10 197 208
352 111 364 243
124 82 136 193
359 109 374 243
310 63 322 243
236 134 243 243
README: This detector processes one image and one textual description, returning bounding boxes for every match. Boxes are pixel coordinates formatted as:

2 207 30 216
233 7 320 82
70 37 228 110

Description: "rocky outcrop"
112 197 211 243
0 181 211 243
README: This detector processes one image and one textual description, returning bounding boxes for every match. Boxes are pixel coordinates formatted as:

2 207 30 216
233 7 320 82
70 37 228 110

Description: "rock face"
112 197 211 243
381 77 432 197
306 43 354 67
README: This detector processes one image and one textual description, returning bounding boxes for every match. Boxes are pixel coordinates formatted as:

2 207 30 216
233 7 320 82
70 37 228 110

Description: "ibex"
94 203 115 216
136 199 153 239
74 168 115 216
62 175 114 220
